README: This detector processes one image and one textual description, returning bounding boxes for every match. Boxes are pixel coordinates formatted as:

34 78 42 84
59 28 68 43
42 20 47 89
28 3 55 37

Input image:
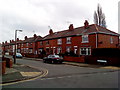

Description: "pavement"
1 63 48 85
1 56 120 85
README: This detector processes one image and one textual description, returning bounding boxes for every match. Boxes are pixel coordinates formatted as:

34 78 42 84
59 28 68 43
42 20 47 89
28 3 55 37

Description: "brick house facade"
38 20 119 57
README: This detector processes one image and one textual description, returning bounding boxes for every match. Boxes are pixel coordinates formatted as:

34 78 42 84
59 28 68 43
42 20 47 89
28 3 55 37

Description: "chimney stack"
34 34 37 38
69 24 74 31
84 20 89 29
49 29 53 35
25 36 27 40
10 40 12 43
17 38 19 41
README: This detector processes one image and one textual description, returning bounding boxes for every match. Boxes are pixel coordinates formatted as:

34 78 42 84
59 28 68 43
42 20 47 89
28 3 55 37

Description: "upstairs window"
58 39 62 45
26 43 29 47
46 41 49 45
21 44 24 47
82 35 89 43
30 43 33 46
40 41 43 46
110 37 113 44
66 37 71 44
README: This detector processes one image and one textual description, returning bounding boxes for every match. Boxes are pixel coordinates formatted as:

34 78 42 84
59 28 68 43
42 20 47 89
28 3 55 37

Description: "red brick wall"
64 56 85 63
98 34 118 48
41 34 97 55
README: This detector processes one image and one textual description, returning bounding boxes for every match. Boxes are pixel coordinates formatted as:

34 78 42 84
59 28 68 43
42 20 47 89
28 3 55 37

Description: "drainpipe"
96 33 98 48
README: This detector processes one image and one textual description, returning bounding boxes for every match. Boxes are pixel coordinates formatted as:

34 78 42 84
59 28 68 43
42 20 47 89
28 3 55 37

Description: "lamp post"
14 30 22 64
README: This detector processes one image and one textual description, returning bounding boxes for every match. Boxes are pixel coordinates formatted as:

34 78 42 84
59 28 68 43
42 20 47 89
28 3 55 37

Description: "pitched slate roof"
43 24 119 40
22 36 43 43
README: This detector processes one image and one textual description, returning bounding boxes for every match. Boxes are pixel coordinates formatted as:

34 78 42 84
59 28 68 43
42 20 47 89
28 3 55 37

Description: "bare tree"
94 4 107 28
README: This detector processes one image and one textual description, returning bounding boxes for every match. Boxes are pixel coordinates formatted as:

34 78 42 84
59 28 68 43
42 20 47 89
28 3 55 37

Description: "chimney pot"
17 38 19 41
34 34 37 38
49 29 53 35
84 20 89 29
69 24 74 31
25 36 27 40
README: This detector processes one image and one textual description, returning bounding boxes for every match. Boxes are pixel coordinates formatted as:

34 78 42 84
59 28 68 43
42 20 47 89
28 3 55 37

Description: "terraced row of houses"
2 20 120 59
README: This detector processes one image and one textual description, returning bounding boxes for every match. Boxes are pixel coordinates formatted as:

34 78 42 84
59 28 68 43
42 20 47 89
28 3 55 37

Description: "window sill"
66 42 71 44
81 41 89 43
58 43 62 45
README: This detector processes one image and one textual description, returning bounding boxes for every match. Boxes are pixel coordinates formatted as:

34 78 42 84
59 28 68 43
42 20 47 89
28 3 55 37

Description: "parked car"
16 53 23 58
43 55 64 64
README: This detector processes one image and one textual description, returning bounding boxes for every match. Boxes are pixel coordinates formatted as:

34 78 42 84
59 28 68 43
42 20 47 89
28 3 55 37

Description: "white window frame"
66 37 71 44
82 35 89 43
21 44 24 47
26 43 29 47
58 39 62 45
110 37 113 44
38 48 43 54
46 41 49 45
40 41 43 46
57 47 62 54
80 47 91 55
29 49 33 53
66 46 71 53
17 49 20 53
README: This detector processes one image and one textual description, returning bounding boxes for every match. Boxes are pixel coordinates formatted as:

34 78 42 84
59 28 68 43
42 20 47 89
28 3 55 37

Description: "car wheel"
59 61 62 64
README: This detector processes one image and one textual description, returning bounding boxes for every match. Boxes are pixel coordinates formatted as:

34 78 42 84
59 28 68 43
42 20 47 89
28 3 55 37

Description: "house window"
17 49 20 53
110 37 113 44
66 46 71 53
21 48 23 53
21 44 24 47
17 44 20 48
40 41 43 46
46 41 49 45
29 49 33 53
26 48 28 53
57 47 62 54
82 35 89 43
26 43 29 47
38 48 43 54
24 48 26 53
30 43 33 46
66 37 71 44
80 48 91 55
58 39 62 45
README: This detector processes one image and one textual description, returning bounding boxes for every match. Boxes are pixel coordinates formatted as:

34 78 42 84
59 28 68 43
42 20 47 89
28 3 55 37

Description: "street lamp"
14 30 23 64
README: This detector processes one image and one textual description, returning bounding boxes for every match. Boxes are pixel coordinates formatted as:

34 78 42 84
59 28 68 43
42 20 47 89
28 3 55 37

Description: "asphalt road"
2 58 120 88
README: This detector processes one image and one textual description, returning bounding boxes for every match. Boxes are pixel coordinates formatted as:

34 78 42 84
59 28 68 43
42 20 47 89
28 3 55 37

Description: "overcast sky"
0 0 119 43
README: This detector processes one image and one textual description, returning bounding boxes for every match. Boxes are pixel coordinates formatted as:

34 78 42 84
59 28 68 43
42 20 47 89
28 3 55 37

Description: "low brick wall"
85 56 120 65
64 56 85 63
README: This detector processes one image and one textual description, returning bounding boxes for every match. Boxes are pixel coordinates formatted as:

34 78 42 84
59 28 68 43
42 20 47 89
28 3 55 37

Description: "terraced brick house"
2 20 120 62
20 34 43 57
40 20 119 57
